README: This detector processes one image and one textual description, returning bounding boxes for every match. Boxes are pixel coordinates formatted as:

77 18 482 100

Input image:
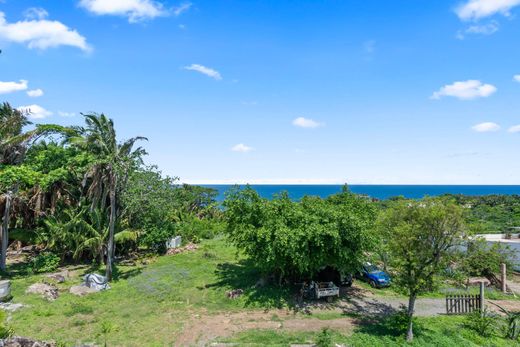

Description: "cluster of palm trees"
0 103 146 280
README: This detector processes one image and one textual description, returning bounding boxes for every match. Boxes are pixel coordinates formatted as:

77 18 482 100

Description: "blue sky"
2 0 520 184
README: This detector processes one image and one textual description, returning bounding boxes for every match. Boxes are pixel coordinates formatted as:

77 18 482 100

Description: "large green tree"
378 198 467 342
71 113 146 280
224 186 376 283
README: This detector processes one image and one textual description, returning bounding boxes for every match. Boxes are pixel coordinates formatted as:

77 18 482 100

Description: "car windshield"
365 264 380 273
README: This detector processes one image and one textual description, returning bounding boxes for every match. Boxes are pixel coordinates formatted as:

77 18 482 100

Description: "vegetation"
377 198 467 342
3 102 520 345
1 110 220 281
224 186 376 282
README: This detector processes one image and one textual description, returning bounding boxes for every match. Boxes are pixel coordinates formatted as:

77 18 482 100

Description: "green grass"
221 315 520 347
4 237 520 346
6 237 293 346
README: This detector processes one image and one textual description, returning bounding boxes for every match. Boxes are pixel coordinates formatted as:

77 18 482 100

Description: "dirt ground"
174 284 520 346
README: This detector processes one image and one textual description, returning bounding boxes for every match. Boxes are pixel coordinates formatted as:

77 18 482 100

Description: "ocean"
204 185 520 202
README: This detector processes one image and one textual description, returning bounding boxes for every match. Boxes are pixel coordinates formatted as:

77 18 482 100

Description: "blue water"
204 185 520 201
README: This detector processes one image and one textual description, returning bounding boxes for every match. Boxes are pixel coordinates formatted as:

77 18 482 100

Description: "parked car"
357 262 391 288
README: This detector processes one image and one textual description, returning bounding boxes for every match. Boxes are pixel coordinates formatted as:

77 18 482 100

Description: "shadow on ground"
205 259 297 309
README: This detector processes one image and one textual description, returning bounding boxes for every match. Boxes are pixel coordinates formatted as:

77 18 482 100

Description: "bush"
315 328 333 347
0 310 12 339
139 225 176 254
176 217 225 242
382 306 411 335
465 308 497 337
30 252 60 273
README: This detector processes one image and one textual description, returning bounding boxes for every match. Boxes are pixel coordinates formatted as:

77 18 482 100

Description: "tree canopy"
224 186 377 282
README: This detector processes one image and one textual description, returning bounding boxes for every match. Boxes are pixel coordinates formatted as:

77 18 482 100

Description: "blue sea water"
204 185 520 202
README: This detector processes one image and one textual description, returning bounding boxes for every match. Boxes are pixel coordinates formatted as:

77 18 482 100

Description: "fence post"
479 281 485 314
501 263 507 293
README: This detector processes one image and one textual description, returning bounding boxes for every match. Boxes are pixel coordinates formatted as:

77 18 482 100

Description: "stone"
0 336 56 347
26 283 58 301
69 285 97 296
0 302 25 312
45 272 67 284
0 280 11 302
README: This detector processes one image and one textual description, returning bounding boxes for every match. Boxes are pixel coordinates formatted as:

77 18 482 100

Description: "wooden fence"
445 294 482 315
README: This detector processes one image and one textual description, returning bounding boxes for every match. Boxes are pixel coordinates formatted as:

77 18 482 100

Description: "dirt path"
174 309 355 347
174 286 520 346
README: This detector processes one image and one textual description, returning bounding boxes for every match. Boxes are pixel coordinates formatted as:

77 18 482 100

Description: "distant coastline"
202 184 520 201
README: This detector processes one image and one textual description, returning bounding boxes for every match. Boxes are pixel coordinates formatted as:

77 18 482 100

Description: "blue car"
358 263 391 288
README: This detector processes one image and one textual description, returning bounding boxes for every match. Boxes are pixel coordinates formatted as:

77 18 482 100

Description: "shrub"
315 328 333 347
30 252 60 273
139 225 176 254
0 310 12 338
465 308 497 337
382 306 411 335
176 217 225 243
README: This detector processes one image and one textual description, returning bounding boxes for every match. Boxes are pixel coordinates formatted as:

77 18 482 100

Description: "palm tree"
0 103 33 271
71 113 146 280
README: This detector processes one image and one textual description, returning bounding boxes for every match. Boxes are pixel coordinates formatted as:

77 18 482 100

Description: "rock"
69 285 97 296
45 272 67 284
166 243 198 255
26 283 58 301
0 336 56 347
226 289 244 299
0 302 25 312
0 280 11 302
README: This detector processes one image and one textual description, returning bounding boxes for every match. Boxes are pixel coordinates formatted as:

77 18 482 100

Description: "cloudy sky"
2 0 520 184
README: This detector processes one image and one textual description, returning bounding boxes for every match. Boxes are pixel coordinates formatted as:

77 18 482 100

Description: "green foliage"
493 303 520 340
315 328 333 347
139 225 176 254
0 310 12 339
224 186 376 280
175 216 225 242
382 306 413 335
459 239 516 279
378 198 467 341
30 252 60 273
465 308 497 337
379 198 467 296
444 194 520 232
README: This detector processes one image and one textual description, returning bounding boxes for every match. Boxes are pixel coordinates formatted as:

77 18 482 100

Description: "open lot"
2 237 520 346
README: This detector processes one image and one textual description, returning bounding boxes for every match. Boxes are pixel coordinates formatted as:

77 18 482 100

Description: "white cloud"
17 104 53 119
0 11 90 51
508 124 520 133
0 79 28 94
456 21 499 39
431 80 497 100
184 64 222 80
456 0 520 21
79 0 166 22
514 75 520 82
292 117 323 128
58 111 76 117
174 2 192 16
471 122 500 132
231 143 253 153
23 7 49 20
27 88 44 97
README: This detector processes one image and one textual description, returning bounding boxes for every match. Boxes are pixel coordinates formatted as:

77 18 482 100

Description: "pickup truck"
302 281 340 302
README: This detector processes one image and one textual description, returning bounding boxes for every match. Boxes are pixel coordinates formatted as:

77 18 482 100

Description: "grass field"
4 237 520 346
221 315 520 347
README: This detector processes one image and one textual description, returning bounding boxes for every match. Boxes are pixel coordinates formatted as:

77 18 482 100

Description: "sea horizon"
201 184 520 201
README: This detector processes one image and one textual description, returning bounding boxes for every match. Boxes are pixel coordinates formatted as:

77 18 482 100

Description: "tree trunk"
105 173 117 281
406 292 417 342
0 192 12 272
